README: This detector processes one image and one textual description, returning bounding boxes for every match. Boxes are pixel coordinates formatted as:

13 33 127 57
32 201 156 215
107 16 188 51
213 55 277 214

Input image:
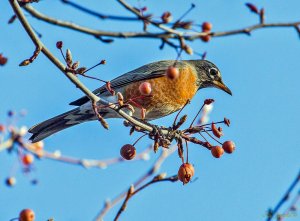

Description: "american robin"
29 60 232 142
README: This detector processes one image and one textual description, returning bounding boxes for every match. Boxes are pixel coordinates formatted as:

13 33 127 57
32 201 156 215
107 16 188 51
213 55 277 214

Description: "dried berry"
222 141 235 154
211 146 224 158
211 122 223 138
204 99 214 105
139 82 152 95
161 11 172 23
120 144 136 160
19 209 35 221
56 41 63 49
166 66 179 80
178 163 195 184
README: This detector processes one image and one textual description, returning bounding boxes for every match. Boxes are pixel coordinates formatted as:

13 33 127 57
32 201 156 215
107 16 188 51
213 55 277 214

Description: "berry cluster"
120 82 236 185
0 111 43 187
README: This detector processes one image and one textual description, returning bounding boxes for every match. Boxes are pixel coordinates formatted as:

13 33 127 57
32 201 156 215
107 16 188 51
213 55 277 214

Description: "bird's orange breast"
123 65 199 119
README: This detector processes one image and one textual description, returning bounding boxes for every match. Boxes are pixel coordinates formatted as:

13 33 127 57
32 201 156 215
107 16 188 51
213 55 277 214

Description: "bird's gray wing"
69 60 181 106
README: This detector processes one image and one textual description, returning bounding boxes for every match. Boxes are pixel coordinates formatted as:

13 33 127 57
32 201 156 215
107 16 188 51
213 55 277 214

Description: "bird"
29 60 232 142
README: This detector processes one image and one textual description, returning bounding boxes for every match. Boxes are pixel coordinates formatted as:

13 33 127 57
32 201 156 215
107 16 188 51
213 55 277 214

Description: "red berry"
161 11 172 23
22 154 34 165
56 41 63 49
120 144 136 160
166 66 179 80
204 99 214 105
0 54 8 66
202 22 212 32
5 177 16 187
177 163 195 184
19 209 35 221
0 124 5 132
201 35 211 42
222 141 235 154
211 146 224 158
139 82 152 95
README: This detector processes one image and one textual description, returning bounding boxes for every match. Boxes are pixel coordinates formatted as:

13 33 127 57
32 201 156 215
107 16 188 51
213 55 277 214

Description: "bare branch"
10 0 156 135
95 147 176 221
4 130 152 169
114 174 178 221
266 170 300 221
22 2 300 43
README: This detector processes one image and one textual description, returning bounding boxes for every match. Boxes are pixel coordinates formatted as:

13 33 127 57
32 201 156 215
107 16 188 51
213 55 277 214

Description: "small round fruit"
56 41 63 49
19 209 35 221
202 22 212 32
201 35 211 42
211 146 224 158
166 66 179 80
120 144 136 160
22 154 34 166
139 82 152 95
5 177 16 187
0 124 5 132
222 141 235 154
177 163 195 184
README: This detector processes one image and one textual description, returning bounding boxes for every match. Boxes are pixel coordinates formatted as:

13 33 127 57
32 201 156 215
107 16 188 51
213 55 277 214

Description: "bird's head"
189 60 232 95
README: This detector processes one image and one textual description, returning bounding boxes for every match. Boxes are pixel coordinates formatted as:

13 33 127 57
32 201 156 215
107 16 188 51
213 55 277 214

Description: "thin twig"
23 4 300 42
10 0 156 134
114 174 178 221
189 104 205 128
10 132 153 169
266 170 300 221
95 147 176 221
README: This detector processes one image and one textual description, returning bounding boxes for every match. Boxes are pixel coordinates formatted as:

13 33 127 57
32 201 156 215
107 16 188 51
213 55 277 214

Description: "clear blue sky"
1 0 300 220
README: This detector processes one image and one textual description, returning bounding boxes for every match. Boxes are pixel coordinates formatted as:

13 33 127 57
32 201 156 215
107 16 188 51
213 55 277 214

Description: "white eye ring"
209 68 219 76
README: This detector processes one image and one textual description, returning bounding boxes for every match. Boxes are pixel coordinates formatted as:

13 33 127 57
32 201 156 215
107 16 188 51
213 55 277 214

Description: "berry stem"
189 104 205 128
132 133 147 146
59 48 67 64
173 3 195 26
81 60 105 75
203 129 223 145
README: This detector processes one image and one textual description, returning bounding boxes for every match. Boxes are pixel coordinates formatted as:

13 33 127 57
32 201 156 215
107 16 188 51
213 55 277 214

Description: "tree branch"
266 170 300 221
94 147 176 221
10 0 156 134
22 2 300 42
114 174 178 221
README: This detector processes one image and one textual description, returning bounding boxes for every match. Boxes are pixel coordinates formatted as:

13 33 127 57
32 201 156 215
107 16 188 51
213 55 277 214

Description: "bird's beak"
213 80 232 95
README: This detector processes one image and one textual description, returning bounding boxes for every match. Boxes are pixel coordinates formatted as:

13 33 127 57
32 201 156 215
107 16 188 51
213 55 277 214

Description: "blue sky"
1 0 300 220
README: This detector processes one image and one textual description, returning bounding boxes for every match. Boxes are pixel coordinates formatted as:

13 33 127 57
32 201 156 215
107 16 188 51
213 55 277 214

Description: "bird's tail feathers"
28 107 97 143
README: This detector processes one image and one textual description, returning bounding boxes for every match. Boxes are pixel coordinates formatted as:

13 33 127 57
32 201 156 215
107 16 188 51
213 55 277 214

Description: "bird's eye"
209 68 219 76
